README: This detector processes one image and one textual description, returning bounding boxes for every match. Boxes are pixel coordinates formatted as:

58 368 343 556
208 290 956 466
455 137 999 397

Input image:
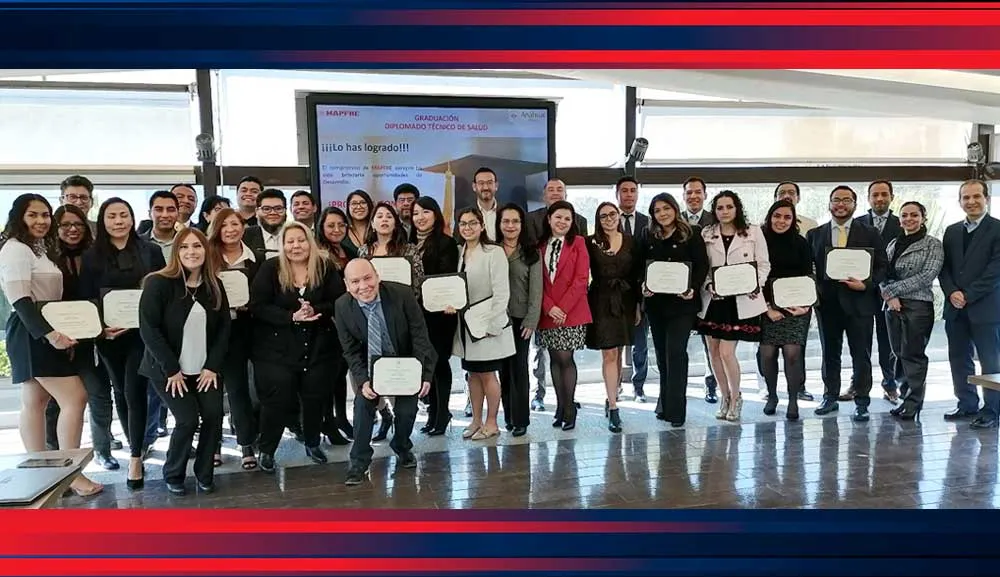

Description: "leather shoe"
166 482 186 496
970 415 999 429
345 465 368 486
705 389 718 404
797 390 814 402
852 407 870 422
197 481 215 494
95 452 120 471
398 452 417 469
815 398 839 415
259 453 276 473
944 409 978 421
511 426 527 437
531 399 545 411
837 390 856 402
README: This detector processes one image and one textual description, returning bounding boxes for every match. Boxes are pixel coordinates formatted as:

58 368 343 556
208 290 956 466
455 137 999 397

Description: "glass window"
0 70 197 84
640 113 972 164
0 87 198 166
216 70 624 168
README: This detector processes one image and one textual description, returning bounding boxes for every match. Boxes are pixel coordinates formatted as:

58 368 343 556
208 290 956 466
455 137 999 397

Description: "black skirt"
6 312 76 383
697 297 762 343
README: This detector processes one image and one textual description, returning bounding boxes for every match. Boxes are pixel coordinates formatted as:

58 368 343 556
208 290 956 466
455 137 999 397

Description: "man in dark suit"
807 185 888 422
243 188 287 259
335 259 437 485
840 180 902 404
680 176 718 403
524 178 588 412
616 176 650 402
939 179 1000 429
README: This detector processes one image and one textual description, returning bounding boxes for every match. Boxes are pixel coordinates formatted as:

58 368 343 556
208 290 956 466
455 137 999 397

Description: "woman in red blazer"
537 200 592 430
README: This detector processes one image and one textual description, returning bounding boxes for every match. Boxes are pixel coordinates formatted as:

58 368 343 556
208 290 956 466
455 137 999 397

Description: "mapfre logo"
324 109 359 117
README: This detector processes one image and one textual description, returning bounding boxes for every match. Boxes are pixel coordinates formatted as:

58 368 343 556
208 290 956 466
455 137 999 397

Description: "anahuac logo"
518 110 546 120
324 109 359 117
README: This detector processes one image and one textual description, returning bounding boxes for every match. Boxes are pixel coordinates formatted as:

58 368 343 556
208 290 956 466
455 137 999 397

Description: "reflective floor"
61 406 999 509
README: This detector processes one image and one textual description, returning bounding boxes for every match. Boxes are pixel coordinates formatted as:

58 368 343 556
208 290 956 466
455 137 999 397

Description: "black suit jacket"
939 215 1000 324
807 219 887 316
334 282 437 388
681 210 715 228
242 225 281 260
621 211 650 240
856 210 902 250
138 274 231 381
249 257 346 367
526 207 589 245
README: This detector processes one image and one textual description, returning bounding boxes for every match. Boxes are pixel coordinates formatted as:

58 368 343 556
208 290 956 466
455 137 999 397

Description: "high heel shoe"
126 459 144 491
372 408 393 442
462 422 482 439
763 394 779 416
786 399 800 421
726 395 743 422
336 417 354 440
608 408 622 433
561 403 577 431
895 404 921 421
471 427 500 440
715 396 730 420
552 406 564 428
427 415 452 436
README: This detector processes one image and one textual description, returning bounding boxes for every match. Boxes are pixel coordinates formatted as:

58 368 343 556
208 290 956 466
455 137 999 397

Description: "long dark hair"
364 202 409 255
409 196 447 243
93 197 142 260
455 206 492 247
495 203 539 265
711 190 750 236
316 206 350 268
540 200 580 245
345 189 373 226
1 194 58 259
54 204 94 253
762 199 799 237
591 201 621 251
647 193 692 243
146 227 224 310
196 195 231 232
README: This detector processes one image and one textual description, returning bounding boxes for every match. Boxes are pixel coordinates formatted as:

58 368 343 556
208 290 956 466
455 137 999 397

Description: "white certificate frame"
712 262 759 297
771 276 817 308
39 301 102 340
217 270 250 308
825 247 873 281
462 296 509 342
371 356 422 397
371 256 413 287
101 289 142 329
645 261 691 295
421 273 469 312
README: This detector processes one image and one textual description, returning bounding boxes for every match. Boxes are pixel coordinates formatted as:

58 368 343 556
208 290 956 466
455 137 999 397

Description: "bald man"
334 259 437 485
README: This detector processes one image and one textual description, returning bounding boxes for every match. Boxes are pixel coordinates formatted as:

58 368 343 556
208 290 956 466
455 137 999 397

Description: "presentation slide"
310 99 553 224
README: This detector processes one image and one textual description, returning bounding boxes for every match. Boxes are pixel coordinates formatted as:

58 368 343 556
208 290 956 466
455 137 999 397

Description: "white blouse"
0 239 63 303
178 300 208 376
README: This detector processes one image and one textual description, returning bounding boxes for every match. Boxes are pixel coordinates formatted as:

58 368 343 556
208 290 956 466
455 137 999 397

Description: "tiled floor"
29 361 997 509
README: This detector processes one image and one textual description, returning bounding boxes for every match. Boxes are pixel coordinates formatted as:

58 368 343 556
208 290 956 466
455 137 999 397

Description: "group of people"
0 169 997 496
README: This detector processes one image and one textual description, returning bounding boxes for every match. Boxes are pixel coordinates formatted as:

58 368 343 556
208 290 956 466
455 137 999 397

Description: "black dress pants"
254 361 331 455
886 300 934 409
97 333 146 457
221 349 258 447
499 317 531 429
424 314 456 430
651 313 695 424
153 375 224 486
350 394 418 469
815 299 874 406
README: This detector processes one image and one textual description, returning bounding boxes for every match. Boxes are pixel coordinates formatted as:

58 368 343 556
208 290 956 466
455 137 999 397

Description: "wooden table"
0 448 93 509
969 374 1000 393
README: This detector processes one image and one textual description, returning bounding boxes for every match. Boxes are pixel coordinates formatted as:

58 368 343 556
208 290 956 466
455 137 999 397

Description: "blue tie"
367 304 383 364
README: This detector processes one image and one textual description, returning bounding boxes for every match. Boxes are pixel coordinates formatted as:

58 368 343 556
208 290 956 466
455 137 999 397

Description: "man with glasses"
243 189 288 259
807 185 887 422
59 175 97 234
457 167 500 241
393 183 420 237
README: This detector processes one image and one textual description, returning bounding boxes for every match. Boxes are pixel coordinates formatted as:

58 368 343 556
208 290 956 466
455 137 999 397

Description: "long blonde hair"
277 221 330 292
145 227 225 310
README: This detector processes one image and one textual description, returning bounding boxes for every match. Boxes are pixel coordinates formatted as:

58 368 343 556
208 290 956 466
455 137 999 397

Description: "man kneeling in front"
335 258 436 485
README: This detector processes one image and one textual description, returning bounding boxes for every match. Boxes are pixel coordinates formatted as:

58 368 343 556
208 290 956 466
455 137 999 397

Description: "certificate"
826 248 873 281
421 273 468 312
371 357 422 397
645 261 690 295
371 256 412 286
40 301 102 340
218 270 250 307
772 276 817 308
713 263 758 297
463 297 505 340
102 289 142 329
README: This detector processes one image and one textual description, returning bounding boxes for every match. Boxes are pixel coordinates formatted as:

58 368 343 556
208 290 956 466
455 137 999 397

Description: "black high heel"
427 414 452 436
561 402 577 431
763 394 779 416
126 460 145 491
896 404 921 421
552 406 564 428
608 408 622 433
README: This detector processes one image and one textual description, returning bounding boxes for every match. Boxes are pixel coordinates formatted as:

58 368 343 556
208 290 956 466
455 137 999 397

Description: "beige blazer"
699 224 771 320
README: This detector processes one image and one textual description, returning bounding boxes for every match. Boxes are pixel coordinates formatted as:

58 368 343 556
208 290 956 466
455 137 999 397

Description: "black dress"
585 235 641 350
698 235 762 342
761 230 814 347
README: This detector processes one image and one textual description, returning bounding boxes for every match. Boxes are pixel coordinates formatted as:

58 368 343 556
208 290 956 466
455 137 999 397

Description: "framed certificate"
39 301 102 340
218 270 250 308
371 357 422 397
371 256 413 286
772 276 817 308
825 248 873 281
101 289 142 329
421 273 469 312
645 261 690 295
462 296 509 341
712 262 758 297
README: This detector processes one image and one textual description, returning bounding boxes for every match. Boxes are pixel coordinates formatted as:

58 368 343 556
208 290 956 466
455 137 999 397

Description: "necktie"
875 215 886 233
688 212 699 225
623 214 633 236
367 304 383 364
549 239 562 276
837 225 848 248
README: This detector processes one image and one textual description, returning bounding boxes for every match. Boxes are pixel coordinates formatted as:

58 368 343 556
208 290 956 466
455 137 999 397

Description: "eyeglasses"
62 194 91 202
830 198 855 205
58 222 86 230
599 212 618 221
348 201 368 208
458 221 481 229
259 206 286 214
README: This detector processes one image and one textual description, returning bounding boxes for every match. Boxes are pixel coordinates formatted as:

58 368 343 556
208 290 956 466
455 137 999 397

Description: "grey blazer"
505 246 543 330
882 234 945 303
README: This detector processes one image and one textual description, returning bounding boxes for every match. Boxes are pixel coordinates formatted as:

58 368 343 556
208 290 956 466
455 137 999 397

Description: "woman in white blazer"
451 207 515 441
697 191 770 422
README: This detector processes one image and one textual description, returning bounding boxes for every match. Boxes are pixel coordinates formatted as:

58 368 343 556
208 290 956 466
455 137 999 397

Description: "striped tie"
367 304 383 364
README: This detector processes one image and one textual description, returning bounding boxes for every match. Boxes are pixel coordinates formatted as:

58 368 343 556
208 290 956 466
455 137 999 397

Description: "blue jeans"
946 312 1000 416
